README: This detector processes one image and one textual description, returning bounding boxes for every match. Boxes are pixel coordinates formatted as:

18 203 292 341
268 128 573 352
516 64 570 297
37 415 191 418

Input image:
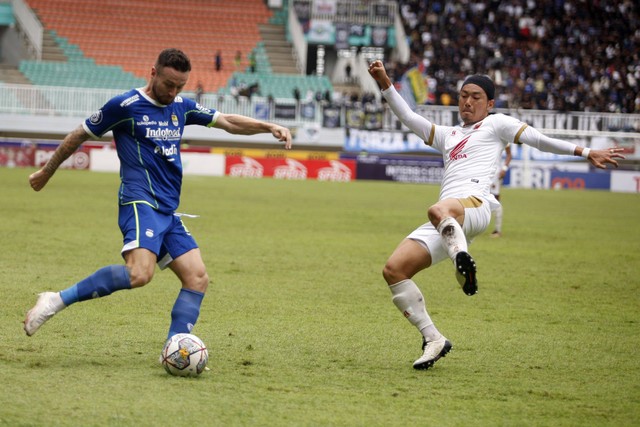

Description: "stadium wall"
2 137 639 193
2 84 638 193
0 25 28 65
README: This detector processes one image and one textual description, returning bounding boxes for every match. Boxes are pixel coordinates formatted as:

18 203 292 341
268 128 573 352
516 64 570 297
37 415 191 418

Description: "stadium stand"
395 0 639 113
14 0 334 101
6 0 636 116
22 0 275 93
19 31 145 89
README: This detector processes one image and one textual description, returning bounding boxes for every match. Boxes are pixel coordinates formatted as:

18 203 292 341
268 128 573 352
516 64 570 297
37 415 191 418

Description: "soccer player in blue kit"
24 49 292 352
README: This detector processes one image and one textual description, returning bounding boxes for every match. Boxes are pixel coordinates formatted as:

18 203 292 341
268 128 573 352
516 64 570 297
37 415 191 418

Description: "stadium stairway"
0 64 30 85
259 23 298 74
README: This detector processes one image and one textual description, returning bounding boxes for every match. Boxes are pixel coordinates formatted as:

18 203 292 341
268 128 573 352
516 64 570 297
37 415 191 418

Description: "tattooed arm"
29 125 91 191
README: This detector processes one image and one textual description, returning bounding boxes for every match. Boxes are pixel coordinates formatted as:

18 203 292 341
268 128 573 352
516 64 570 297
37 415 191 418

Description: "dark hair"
156 48 191 73
462 74 495 100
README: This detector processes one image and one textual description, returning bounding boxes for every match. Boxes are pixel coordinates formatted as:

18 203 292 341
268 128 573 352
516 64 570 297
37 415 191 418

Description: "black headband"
462 74 495 100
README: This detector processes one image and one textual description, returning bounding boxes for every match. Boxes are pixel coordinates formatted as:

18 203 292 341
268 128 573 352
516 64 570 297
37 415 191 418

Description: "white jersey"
382 85 577 210
428 114 526 209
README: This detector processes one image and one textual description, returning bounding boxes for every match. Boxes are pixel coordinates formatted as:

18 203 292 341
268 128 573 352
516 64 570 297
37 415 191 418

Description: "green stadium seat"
0 3 14 25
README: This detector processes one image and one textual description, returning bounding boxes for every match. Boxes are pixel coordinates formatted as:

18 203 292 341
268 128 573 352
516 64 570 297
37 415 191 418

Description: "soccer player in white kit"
368 60 624 370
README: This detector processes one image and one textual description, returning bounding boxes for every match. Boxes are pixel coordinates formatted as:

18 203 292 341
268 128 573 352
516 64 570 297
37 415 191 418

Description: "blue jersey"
83 89 219 213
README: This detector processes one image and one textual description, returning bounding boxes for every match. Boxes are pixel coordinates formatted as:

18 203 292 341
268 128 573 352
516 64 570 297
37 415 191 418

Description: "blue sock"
59 265 131 306
167 288 205 340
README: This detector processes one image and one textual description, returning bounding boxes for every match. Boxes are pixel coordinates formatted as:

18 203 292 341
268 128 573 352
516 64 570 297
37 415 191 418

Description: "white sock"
420 324 443 342
494 206 503 232
437 217 468 259
389 279 442 341
53 292 66 312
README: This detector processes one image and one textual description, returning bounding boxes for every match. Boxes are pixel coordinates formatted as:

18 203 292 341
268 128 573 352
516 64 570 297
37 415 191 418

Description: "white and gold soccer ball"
161 333 209 377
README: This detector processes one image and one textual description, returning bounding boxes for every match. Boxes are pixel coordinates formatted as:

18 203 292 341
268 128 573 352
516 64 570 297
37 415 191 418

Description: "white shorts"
406 196 492 266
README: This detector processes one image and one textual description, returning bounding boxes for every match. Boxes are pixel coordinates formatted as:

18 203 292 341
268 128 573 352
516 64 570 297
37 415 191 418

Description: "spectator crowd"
394 0 639 113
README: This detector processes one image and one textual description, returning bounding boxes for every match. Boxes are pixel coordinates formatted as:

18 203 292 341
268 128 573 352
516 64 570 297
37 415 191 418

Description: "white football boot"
413 336 452 370
23 292 66 336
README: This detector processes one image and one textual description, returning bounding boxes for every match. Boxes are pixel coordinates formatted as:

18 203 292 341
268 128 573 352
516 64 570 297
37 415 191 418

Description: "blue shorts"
118 202 198 269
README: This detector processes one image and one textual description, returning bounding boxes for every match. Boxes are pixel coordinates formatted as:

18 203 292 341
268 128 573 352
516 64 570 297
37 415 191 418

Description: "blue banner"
344 129 440 154
549 170 611 190
353 153 444 184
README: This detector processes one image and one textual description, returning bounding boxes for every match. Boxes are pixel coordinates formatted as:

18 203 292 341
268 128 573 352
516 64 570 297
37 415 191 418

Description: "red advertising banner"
34 142 108 170
225 156 356 181
0 141 36 167
0 140 108 169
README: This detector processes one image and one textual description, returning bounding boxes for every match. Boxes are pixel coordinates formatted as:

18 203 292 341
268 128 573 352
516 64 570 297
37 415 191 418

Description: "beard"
152 83 175 105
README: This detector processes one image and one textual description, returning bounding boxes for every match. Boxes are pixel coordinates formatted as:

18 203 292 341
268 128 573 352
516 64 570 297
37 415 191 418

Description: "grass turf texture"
1 167 639 426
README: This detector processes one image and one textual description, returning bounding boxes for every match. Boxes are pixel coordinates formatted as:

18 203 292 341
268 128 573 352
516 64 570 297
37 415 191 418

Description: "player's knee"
382 261 403 285
185 268 209 293
128 266 155 288
195 270 209 293
427 204 446 224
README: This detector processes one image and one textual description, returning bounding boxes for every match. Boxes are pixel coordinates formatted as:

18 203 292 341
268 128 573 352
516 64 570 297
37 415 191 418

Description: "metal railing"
0 83 320 126
2 83 639 135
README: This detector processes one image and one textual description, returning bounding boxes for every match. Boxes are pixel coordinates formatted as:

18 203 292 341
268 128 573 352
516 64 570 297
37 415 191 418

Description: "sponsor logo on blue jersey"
137 115 158 126
154 144 179 162
120 94 139 107
146 128 181 140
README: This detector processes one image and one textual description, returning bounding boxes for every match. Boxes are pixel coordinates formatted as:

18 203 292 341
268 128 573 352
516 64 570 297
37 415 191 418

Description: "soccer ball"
161 333 209 377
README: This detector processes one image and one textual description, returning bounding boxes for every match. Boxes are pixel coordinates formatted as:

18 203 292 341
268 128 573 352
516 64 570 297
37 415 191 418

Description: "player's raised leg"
24 264 132 336
428 198 478 296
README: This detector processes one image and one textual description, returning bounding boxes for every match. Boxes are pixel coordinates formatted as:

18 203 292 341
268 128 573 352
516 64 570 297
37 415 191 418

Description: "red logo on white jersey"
449 135 470 161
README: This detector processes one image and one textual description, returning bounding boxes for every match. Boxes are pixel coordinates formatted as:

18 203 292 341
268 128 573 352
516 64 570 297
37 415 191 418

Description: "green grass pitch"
1 167 639 426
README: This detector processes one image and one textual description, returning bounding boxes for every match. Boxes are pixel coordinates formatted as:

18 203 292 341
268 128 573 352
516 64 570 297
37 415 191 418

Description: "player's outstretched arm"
29 125 90 191
213 114 292 149
519 126 625 170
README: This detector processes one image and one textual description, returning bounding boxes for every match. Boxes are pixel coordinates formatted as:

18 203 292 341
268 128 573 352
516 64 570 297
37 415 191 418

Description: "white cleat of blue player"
23 292 66 336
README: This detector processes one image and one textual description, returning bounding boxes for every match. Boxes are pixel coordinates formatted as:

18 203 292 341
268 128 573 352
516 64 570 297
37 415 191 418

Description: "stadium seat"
23 0 275 93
